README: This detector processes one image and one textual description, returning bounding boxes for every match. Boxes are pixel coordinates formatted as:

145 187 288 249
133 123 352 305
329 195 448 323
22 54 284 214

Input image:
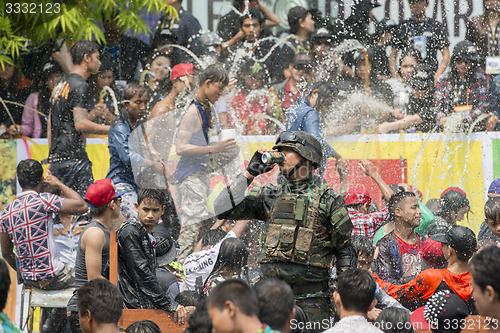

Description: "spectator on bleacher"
226 9 282 83
217 0 279 48
226 60 272 135
470 245 500 322
371 19 398 81
466 0 500 58
49 40 110 197
286 81 343 173
149 63 195 125
0 259 21 332
429 187 469 235
0 159 87 332
269 53 313 123
344 159 394 241
385 48 422 117
324 268 383 333
253 279 296 333
330 0 381 47
433 41 489 132
117 189 191 324
152 0 202 64
374 225 477 312
377 64 436 133
281 7 315 78
67 179 125 333
21 60 63 138
77 279 123 333
87 56 117 126
388 0 449 83
0 58 31 137
101 13 150 84
143 52 172 115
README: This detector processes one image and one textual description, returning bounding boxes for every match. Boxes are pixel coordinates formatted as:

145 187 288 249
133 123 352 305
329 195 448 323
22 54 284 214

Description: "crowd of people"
1 0 500 332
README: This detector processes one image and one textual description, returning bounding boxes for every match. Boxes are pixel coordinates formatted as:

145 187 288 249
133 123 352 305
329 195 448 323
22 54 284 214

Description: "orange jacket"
374 268 472 303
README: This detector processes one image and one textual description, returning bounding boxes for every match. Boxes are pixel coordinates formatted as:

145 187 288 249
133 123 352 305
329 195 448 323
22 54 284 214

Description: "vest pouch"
278 225 296 257
294 227 313 262
264 225 281 250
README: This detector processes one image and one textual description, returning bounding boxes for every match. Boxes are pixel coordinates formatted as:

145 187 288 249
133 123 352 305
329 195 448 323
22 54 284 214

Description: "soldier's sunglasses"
275 131 322 155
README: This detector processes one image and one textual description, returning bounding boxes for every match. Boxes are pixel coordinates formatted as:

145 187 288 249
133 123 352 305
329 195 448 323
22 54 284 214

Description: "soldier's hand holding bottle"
246 150 281 178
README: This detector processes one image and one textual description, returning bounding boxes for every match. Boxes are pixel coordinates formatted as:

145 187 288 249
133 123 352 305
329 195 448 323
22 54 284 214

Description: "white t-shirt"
180 230 236 292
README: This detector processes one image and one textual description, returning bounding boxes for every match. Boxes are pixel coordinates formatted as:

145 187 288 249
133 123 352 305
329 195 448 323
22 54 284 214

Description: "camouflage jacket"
215 173 354 274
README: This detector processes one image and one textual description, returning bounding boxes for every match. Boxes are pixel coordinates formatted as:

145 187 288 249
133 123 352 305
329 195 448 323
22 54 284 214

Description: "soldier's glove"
246 151 275 177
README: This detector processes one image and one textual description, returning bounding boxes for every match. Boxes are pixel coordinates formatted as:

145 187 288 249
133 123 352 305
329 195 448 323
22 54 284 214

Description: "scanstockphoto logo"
3 0 79 27
290 318 335 331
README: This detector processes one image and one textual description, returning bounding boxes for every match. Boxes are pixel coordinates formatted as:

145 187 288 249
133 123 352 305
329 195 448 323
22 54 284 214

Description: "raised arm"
73 107 110 135
43 173 88 214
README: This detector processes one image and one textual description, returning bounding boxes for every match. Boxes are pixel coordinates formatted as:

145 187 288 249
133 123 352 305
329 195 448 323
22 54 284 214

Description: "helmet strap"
285 157 306 179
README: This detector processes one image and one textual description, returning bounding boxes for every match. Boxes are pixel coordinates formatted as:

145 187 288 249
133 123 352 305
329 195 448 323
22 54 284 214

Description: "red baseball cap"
343 186 372 206
85 179 127 208
441 186 467 198
171 63 194 80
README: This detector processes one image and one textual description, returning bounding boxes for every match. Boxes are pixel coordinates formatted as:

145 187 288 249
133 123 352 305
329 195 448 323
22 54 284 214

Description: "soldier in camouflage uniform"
214 131 356 331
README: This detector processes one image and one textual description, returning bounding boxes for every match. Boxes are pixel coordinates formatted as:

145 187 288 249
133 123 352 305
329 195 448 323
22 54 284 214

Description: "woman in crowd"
203 238 249 296
21 61 63 138
87 55 117 125
143 52 172 115
432 41 489 131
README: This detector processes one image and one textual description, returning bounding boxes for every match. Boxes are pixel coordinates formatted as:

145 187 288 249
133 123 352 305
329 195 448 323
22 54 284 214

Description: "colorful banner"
12 133 500 235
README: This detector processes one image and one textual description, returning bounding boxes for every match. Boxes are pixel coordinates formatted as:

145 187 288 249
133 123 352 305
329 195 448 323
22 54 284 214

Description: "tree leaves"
0 0 177 68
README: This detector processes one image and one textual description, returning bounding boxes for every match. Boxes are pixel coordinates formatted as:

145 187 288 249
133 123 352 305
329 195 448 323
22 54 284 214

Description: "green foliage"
0 0 177 68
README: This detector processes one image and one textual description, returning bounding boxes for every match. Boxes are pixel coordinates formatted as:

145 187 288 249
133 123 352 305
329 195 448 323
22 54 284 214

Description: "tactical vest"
259 184 345 269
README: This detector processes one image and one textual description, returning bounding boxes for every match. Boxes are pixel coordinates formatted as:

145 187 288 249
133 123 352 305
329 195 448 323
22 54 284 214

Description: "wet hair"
387 191 416 221
70 39 99 65
470 245 500 296
77 278 123 323
437 190 469 224
207 278 259 316
209 238 249 280
185 297 212 333
175 290 202 307
254 279 295 330
374 307 413 333
17 159 43 189
485 197 500 225
306 81 337 111
125 320 162 333
122 82 147 101
198 64 229 87
477 239 497 252
201 229 228 248
137 188 166 207
0 259 11 312
351 235 375 257
240 8 265 27
336 268 376 313
399 48 422 68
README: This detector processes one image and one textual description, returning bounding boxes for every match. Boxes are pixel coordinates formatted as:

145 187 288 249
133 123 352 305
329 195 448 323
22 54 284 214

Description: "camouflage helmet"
273 131 323 168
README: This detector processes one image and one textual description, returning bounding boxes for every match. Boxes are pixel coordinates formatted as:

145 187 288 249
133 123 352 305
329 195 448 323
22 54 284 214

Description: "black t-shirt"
391 18 449 70
49 73 90 159
407 94 436 132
